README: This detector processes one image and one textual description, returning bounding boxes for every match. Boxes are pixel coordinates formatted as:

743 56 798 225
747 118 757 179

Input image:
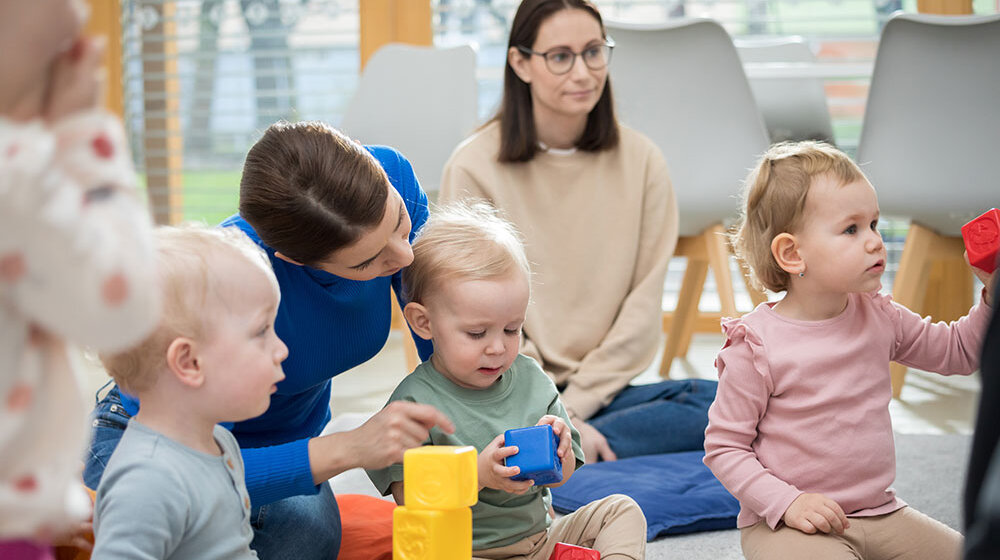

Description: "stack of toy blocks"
504 425 563 485
393 446 478 560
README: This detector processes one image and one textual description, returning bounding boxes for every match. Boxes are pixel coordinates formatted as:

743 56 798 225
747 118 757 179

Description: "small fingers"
493 444 519 461
492 463 521 479
502 479 535 495
825 498 851 532
806 511 833 534
535 414 558 426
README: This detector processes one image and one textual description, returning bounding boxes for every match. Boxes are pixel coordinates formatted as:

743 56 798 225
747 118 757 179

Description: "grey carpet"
644 433 971 559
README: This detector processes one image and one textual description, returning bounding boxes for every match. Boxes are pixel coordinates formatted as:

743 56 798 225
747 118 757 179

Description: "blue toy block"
504 425 563 485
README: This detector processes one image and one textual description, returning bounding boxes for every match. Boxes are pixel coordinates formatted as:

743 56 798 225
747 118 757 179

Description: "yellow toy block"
403 445 477 509
393 506 472 560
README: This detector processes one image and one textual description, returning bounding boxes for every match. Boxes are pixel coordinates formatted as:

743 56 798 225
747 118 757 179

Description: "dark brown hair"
494 0 619 163
238 121 389 266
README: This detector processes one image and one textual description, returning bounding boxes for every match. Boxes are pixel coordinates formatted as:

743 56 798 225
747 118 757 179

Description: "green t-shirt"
366 354 585 550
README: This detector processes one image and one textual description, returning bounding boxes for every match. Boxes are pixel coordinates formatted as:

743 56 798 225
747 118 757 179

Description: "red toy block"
961 208 1000 273
549 542 600 560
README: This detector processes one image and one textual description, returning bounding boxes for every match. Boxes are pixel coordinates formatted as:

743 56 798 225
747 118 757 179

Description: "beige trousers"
472 494 646 560
741 506 962 560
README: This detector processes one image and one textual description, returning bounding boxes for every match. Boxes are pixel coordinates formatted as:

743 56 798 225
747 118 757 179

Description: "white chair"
856 12 1000 398
341 43 479 371
341 43 479 198
736 37 835 144
606 19 771 377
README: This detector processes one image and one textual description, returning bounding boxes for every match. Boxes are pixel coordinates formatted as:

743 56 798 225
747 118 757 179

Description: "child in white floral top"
0 0 159 555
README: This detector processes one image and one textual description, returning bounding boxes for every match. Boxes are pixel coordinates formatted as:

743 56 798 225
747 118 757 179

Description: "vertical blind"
122 0 360 225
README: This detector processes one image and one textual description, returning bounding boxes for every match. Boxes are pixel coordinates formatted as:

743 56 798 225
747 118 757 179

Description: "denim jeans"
250 482 341 560
588 379 718 459
84 384 343 560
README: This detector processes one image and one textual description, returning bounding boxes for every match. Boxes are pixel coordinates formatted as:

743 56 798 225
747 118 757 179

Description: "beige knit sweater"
439 122 678 420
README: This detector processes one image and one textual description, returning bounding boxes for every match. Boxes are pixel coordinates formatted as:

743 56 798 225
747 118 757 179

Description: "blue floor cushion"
550 451 739 541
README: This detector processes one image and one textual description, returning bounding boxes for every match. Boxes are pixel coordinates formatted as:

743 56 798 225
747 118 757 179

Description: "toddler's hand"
535 415 571 460
45 36 106 122
965 251 996 306
477 433 534 495
782 493 850 535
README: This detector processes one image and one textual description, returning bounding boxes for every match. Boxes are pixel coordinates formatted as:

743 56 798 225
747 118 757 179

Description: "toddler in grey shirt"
93 226 288 559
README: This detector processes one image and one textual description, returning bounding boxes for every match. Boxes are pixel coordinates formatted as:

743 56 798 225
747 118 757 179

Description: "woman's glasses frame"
515 38 615 75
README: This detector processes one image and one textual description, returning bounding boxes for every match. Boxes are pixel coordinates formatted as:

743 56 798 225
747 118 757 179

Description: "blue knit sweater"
120 145 432 506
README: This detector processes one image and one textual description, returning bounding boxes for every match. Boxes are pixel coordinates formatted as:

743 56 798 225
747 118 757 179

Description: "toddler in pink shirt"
704 141 995 560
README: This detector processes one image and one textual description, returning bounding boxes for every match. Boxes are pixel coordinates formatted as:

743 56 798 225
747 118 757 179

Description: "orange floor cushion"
337 494 395 560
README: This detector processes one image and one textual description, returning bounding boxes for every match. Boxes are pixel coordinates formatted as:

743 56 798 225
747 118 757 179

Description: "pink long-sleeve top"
704 291 991 530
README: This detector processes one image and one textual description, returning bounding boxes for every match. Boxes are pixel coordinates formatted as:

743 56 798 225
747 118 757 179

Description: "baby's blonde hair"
403 201 530 304
732 141 867 293
101 224 276 394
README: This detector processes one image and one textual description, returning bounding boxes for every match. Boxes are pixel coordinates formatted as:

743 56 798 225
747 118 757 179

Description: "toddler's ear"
402 302 432 341
771 232 805 276
165 337 204 388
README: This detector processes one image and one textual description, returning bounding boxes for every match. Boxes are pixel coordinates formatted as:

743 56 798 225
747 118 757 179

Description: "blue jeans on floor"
588 379 718 459
83 384 342 560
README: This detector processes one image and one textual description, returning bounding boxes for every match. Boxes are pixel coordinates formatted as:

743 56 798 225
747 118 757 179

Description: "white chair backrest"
606 19 770 236
856 13 1000 236
735 37 834 144
341 44 478 198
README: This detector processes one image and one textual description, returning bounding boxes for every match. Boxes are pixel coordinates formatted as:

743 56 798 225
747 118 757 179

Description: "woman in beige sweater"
440 0 717 463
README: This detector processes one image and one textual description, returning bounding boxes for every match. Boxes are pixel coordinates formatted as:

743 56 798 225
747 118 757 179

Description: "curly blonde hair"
732 141 867 293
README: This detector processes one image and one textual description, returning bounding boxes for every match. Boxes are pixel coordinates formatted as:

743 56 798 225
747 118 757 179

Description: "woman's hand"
45 36 105 122
782 493 850 535
575 419 617 463
477 433 534 495
311 401 455 483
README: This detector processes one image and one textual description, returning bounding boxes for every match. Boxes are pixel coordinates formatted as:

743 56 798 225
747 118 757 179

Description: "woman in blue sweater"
84 121 454 559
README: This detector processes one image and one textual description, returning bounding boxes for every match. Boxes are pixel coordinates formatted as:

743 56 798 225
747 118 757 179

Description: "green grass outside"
138 170 242 225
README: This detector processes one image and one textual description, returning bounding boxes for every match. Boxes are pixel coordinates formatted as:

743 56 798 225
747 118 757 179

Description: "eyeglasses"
516 38 615 75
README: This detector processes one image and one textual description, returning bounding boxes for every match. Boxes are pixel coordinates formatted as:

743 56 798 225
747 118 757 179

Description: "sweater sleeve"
704 319 802 529
559 149 678 419
881 292 992 375
1 111 159 353
240 438 320 507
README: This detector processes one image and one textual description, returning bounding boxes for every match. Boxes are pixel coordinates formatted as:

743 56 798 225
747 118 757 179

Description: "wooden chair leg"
890 225 933 398
391 292 419 373
677 226 733 358
402 329 419 373
660 234 710 378
889 223 971 398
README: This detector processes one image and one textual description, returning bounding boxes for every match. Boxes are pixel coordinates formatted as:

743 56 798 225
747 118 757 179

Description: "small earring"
798 271 805 278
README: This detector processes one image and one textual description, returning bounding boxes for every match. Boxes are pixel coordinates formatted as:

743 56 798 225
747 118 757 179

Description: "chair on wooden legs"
856 13 1000 397
605 18 771 377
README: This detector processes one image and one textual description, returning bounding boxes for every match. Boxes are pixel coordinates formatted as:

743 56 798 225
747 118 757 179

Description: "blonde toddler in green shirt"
366 201 646 559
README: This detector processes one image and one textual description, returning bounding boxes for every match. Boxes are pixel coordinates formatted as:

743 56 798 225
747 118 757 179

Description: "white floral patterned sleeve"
0 111 159 540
